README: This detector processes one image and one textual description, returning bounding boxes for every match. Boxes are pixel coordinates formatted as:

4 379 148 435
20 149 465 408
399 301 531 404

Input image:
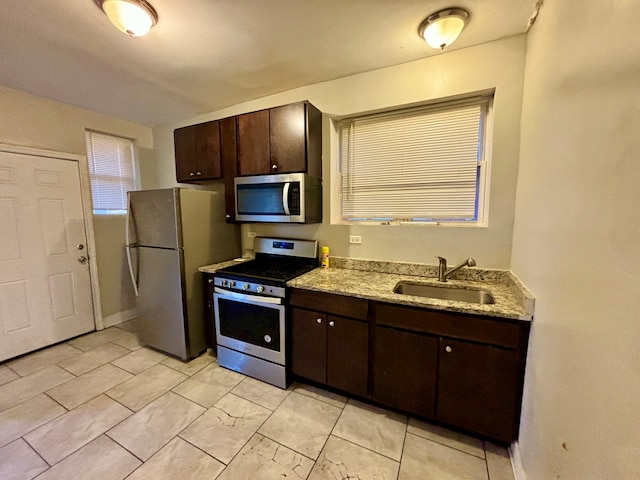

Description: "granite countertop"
199 256 252 274
287 257 535 321
199 255 534 321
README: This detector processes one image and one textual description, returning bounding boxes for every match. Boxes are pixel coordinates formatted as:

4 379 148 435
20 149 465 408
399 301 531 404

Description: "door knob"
329 321 335 327
78 256 87 264
445 345 452 353
77 244 85 250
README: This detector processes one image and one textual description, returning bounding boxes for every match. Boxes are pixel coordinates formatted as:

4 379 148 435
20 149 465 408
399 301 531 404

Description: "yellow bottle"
321 246 330 268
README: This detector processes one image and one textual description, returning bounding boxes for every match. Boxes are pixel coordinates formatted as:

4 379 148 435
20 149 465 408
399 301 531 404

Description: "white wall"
511 1 640 478
151 35 526 268
0 85 154 320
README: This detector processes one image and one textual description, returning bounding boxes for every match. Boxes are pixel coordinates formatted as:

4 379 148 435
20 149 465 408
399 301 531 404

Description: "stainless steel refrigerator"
125 188 240 360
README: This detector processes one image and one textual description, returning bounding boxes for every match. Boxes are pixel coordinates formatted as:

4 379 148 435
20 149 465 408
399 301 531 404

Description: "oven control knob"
256 285 265 293
264 335 272 343
243 283 250 290
221 280 228 287
229 281 236 288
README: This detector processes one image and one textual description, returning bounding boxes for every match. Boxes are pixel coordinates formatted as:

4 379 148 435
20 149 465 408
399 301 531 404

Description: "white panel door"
0 151 95 361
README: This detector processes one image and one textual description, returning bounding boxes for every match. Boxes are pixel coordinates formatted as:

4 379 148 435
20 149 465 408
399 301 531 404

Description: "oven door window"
217 298 281 352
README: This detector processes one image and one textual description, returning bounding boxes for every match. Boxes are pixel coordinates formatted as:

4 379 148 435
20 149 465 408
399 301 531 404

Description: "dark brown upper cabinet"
237 101 322 177
220 117 238 222
174 120 222 183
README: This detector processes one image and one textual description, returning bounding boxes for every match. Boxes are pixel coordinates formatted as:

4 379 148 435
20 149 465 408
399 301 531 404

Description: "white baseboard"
101 308 137 329
510 441 527 480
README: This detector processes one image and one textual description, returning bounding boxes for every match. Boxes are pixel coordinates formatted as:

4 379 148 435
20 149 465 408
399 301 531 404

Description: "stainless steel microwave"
234 173 322 223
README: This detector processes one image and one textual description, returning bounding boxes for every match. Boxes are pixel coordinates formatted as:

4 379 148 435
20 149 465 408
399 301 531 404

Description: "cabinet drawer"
374 303 527 349
290 289 369 320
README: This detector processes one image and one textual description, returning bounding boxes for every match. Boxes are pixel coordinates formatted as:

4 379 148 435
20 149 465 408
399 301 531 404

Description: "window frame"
330 95 493 227
85 130 140 215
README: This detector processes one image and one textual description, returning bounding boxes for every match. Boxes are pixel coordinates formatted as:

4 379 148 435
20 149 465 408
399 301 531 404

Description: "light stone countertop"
287 257 534 321
199 256 535 321
199 257 252 274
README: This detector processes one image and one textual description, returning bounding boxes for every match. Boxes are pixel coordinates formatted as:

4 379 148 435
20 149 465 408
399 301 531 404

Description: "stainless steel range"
213 237 318 388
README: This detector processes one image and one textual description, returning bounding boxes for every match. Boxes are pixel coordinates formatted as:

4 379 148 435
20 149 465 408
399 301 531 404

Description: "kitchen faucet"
436 256 476 282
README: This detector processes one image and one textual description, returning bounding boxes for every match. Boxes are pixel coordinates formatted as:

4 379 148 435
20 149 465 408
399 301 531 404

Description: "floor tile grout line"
21 396 136 469
406 429 488 461
256 431 318 463
54 350 132 378
104 431 147 464
290 386 348 410
330 431 404 465
0 395 67 451
21 433 54 468
177 433 232 467
45 366 135 411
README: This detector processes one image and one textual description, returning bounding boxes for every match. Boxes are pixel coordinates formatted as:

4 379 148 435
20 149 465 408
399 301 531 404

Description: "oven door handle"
214 287 283 305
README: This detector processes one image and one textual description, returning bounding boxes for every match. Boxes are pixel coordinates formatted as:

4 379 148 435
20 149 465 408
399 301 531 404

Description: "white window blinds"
85 131 137 214
339 99 487 221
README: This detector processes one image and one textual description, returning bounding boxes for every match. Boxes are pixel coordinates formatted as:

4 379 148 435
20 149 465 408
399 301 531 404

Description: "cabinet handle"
225 214 231 219
208 279 213 284
196 171 202 176
316 318 322 324
271 164 278 170
190 172 195 176
445 345 453 353
329 321 335 327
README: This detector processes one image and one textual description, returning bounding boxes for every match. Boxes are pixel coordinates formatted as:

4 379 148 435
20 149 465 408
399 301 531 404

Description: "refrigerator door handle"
125 194 140 297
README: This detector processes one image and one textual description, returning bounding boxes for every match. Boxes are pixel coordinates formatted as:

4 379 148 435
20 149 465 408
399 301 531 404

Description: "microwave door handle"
282 182 291 215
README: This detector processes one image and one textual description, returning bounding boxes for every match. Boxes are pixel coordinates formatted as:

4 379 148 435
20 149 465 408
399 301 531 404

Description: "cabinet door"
290 308 326 384
202 273 216 352
437 338 522 442
174 126 196 182
270 103 307 173
327 315 368 397
373 327 437 418
220 117 238 222
237 110 270 175
194 121 222 180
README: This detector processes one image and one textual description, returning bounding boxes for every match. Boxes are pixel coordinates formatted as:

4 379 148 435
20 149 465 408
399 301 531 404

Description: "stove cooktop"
215 258 317 285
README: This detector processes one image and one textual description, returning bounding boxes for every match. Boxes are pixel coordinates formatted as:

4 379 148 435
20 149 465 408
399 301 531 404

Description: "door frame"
0 142 103 330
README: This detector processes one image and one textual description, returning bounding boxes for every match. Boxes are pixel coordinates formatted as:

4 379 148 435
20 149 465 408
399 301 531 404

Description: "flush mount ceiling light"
418 8 469 50
95 0 158 37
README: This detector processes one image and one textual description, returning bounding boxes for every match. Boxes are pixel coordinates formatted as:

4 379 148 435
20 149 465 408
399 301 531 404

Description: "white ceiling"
0 0 538 127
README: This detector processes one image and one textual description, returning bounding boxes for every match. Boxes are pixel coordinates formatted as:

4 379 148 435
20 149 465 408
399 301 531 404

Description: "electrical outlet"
349 235 362 244
247 231 256 238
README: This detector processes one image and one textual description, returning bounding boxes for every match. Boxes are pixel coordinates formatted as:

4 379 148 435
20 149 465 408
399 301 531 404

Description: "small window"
337 96 492 225
85 131 138 215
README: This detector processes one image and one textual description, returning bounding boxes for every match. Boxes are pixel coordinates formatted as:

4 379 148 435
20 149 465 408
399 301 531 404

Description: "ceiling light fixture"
418 8 469 50
95 0 158 37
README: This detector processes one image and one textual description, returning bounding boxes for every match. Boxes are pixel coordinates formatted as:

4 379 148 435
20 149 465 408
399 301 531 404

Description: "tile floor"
0 322 515 480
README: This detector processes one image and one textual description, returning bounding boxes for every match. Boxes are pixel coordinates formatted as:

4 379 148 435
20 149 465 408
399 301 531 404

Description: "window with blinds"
85 131 138 214
338 97 491 224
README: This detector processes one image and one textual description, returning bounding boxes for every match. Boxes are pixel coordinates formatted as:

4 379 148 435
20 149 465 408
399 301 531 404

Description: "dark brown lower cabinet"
290 308 326 384
290 307 369 397
284 290 530 442
373 327 438 418
327 315 368 396
436 338 522 442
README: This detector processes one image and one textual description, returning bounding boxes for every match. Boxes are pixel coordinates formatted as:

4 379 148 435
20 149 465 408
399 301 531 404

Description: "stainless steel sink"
393 281 495 304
